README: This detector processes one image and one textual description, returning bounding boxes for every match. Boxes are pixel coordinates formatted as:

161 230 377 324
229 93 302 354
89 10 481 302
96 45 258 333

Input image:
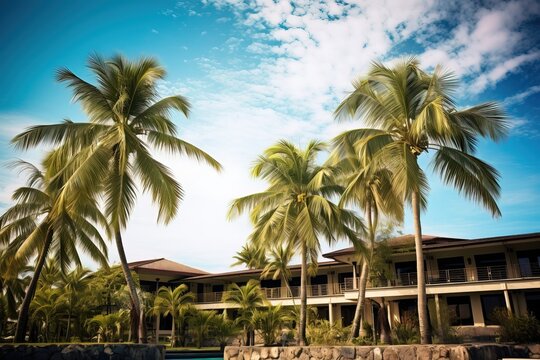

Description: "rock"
449 346 469 360
341 347 355 360
382 347 398 360
398 346 415 360
322 347 333 360
270 347 280 359
299 351 310 360
529 345 540 356
261 348 270 359
355 346 372 360
229 348 240 358
252 351 261 360
104 346 114 355
416 346 432 360
373 347 382 360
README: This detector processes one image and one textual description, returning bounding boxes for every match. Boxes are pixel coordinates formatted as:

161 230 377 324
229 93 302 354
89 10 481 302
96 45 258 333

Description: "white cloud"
503 85 540 106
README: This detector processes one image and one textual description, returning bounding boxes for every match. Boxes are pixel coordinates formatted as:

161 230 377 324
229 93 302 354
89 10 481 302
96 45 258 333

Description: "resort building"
129 232 540 341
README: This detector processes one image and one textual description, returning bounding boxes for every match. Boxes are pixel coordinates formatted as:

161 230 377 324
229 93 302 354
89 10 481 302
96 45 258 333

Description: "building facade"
129 232 540 341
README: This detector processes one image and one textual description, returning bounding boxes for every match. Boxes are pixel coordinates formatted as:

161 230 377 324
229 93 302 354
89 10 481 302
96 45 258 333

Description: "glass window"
446 296 473 325
480 294 506 325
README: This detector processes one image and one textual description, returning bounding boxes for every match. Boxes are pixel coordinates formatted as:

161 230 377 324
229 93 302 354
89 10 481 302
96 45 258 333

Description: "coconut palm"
152 284 194 347
188 309 217 348
228 140 364 345
261 241 295 303
0 247 31 323
0 160 109 342
329 135 403 340
232 242 268 269
334 58 508 343
222 279 265 345
11 54 222 342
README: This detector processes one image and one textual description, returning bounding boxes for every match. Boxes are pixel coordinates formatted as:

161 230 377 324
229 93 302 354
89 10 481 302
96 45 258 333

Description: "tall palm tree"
228 140 364 345
222 279 265 346
334 58 508 343
0 160 108 342
152 284 194 347
11 54 222 342
329 135 403 340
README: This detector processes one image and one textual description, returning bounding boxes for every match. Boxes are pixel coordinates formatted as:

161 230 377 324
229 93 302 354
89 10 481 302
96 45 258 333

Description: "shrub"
493 309 540 343
392 313 419 344
307 320 350 345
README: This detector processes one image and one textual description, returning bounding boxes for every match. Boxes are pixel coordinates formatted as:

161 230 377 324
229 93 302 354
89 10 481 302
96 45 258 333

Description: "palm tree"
329 135 403 340
188 309 217 348
0 247 31 324
253 305 292 345
30 287 67 342
222 279 265 346
11 54 222 342
228 140 364 345
0 160 109 342
152 284 194 347
232 242 268 269
334 58 508 343
58 267 91 341
261 242 295 303
211 314 240 351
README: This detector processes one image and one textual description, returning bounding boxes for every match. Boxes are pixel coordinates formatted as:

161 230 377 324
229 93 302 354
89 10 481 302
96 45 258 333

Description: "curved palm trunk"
298 241 308 345
170 315 176 347
350 261 369 339
14 229 53 342
115 230 143 343
412 190 430 344
378 298 391 344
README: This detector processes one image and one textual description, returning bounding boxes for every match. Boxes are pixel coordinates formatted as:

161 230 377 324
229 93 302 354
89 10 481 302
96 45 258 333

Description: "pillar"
435 294 443 337
329 302 334 325
504 289 512 313
352 263 358 290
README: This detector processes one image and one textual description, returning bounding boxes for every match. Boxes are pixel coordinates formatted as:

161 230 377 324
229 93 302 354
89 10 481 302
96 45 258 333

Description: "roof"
128 258 209 277
323 234 466 259
323 232 540 259
181 260 343 281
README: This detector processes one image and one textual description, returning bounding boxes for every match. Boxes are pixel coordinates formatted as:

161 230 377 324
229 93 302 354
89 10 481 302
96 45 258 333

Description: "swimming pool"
165 351 223 360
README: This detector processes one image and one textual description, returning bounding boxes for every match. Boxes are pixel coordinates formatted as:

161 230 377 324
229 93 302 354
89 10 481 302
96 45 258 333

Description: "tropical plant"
0 160 109 342
211 314 240 351
86 311 129 343
261 242 295 302
58 267 92 341
0 247 31 325
392 312 420 344
493 309 540 343
232 242 268 269
306 319 350 345
188 309 217 348
153 284 194 347
253 305 292 345
12 54 222 342
330 135 403 339
222 279 265 345
334 58 507 343
228 140 364 345
30 287 67 342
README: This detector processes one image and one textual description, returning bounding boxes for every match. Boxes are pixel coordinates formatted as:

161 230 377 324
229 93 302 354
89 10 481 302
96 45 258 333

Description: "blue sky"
1 0 539 271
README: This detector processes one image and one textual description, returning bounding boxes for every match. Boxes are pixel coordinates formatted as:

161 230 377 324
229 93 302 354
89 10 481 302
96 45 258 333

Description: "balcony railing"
194 263 540 302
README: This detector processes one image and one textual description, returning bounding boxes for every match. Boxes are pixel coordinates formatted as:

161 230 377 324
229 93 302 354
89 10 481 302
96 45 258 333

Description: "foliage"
392 313 420 344
253 305 292 345
307 319 350 345
493 309 540 343
428 299 463 344
86 311 129 342
211 314 240 350
232 243 268 269
188 309 217 348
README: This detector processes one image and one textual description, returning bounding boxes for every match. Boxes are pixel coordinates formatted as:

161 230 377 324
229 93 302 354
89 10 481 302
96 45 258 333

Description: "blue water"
166 358 223 360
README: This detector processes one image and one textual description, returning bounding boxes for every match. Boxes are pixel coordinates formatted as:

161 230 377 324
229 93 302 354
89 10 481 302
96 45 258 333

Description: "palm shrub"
335 58 508 343
153 284 194 347
12 54 222 343
211 314 240 351
392 313 420 344
188 309 217 348
253 305 292 345
307 319 350 345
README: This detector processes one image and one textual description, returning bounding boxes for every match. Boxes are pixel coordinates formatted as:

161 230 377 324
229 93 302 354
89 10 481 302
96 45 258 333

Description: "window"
395 261 417 285
437 257 466 282
480 294 506 325
446 296 473 325
517 250 540 277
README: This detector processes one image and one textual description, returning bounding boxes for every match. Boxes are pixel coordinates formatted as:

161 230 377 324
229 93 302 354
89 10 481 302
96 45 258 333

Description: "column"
329 302 334 325
352 263 358 290
435 294 443 338
504 289 513 313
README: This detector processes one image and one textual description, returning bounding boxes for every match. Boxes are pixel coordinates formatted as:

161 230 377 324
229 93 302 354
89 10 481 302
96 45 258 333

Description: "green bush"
493 309 540 343
392 313 419 344
307 320 350 345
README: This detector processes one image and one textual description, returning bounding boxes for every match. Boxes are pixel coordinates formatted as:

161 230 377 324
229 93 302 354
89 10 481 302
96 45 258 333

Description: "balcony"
340 263 540 291
195 284 330 303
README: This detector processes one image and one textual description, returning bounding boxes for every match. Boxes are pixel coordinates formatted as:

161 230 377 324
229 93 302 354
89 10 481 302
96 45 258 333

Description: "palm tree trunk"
350 261 369 339
378 298 391 344
171 315 175 347
14 229 53 342
115 230 143 343
284 278 295 306
412 190 430 344
298 241 308 345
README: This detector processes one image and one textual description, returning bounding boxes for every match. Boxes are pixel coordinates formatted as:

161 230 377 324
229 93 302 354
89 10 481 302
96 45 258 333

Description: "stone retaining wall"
0 343 165 360
225 344 540 360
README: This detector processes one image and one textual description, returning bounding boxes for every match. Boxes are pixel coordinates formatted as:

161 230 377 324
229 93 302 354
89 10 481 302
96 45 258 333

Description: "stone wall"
225 344 540 360
0 343 165 360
